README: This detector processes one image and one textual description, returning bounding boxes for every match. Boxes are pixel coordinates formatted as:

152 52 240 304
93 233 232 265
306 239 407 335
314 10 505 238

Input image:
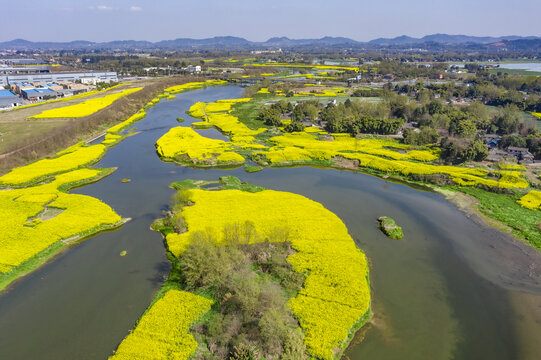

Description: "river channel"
1 85 540 360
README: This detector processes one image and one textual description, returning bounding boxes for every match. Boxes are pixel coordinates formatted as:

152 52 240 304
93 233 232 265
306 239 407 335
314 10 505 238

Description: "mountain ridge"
0 34 540 50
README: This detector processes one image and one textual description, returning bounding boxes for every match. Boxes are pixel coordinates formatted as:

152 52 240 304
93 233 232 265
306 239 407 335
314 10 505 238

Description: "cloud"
130 6 142 12
96 5 114 11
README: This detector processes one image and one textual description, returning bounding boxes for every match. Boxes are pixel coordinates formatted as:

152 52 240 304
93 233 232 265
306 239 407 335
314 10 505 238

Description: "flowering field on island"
109 290 213 360
29 88 142 118
157 95 535 193
0 168 121 276
164 80 227 94
156 127 244 165
166 187 370 359
0 144 107 186
188 98 265 144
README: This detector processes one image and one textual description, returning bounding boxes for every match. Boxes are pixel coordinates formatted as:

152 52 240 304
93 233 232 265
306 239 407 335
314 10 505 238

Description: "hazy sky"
1 0 540 42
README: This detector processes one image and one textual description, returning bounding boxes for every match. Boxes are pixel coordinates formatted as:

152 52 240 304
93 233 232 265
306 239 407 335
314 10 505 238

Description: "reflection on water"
0 85 540 360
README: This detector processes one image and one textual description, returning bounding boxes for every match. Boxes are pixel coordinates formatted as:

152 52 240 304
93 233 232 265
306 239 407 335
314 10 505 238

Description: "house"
80 77 99 85
21 88 57 101
68 83 89 91
13 82 34 94
45 84 63 92
487 148 507 162
0 89 22 110
185 65 201 73
507 146 534 162
483 134 501 149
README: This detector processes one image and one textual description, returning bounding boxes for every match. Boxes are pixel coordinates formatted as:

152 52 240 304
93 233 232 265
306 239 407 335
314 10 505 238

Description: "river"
0 85 540 360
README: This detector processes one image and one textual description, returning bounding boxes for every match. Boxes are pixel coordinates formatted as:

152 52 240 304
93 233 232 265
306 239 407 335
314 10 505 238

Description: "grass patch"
244 165 263 173
231 101 268 130
460 187 541 250
378 216 404 240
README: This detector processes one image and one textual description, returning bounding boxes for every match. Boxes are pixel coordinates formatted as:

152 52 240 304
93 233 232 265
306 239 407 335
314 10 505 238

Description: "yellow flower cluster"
102 133 122 146
164 80 227 94
188 99 265 143
155 127 244 165
250 63 360 72
268 132 438 163
530 112 541 119
0 144 106 186
499 163 526 171
0 169 121 275
263 146 315 163
30 88 142 118
517 190 541 210
107 111 147 134
167 188 370 360
109 290 213 360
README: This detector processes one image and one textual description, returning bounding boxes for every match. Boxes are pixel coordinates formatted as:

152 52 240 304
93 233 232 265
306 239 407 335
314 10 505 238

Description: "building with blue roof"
21 88 57 101
0 89 22 109
0 90 16 97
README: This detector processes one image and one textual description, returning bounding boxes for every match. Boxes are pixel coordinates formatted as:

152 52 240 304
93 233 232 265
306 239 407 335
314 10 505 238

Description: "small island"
378 216 404 240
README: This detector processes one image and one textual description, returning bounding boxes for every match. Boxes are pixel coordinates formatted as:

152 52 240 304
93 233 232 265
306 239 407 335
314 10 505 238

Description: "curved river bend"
0 85 540 360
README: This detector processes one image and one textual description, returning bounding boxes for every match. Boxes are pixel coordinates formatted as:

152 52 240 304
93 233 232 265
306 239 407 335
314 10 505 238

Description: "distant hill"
0 34 540 51
369 34 541 45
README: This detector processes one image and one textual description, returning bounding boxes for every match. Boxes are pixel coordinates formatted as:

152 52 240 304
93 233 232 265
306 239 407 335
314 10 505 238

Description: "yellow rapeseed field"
109 290 213 360
156 127 244 165
0 169 121 275
107 111 146 134
166 188 370 359
0 144 107 186
164 80 227 94
517 190 541 210
30 88 142 118
158 96 533 191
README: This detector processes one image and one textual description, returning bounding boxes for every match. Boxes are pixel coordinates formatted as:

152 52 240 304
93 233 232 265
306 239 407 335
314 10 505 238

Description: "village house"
507 146 534 163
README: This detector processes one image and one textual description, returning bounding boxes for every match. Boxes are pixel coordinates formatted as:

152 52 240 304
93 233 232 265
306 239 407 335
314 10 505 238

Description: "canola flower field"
0 168 121 277
517 190 541 210
0 143 107 186
163 79 228 94
156 95 532 191
29 87 142 118
0 80 234 290
164 185 370 360
156 127 245 165
109 290 213 360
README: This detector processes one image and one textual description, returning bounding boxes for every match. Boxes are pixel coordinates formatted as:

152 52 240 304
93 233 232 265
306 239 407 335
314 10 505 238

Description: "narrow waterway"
0 85 540 360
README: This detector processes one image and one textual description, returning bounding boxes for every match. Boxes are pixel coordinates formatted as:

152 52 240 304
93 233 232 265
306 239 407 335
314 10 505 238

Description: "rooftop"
0 89 16 97
23 88 55 94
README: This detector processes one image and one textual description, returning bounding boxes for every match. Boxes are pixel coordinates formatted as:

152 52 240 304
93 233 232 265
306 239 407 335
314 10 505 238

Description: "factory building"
0 71 118 86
